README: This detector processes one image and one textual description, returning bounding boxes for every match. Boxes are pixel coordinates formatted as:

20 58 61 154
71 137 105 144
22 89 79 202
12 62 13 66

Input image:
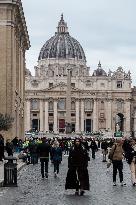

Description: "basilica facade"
25 15 136 137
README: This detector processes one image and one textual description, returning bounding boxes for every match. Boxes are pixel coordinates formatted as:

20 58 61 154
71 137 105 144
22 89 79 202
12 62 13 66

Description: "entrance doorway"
49 123 53 132
85 119 91 133
32 119 39 131
59 119 65 133
71 123 75 132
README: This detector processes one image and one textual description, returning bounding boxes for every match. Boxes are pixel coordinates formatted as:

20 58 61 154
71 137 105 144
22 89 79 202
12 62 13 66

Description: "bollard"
3 156 17 187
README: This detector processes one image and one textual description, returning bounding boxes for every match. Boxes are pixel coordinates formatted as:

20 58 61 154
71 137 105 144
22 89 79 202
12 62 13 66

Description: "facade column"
134 111 136 138
25 100 31 131
81 99 84 132
93 99 98 132
66 68 71 125
44 100 49 132
75 100 79 133
54 99 58 133
106 100 112 131
125 100 131 136
40 100 43 131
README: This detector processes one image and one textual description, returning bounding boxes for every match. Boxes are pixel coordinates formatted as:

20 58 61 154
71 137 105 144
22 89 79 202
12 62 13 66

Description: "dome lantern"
56 14 68 34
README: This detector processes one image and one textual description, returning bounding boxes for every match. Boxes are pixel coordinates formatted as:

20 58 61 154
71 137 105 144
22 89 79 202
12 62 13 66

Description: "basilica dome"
38 15 86 62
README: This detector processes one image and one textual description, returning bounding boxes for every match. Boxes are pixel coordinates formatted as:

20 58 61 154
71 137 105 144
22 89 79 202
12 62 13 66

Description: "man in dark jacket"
65 138 90 196
37 138 51 179
29 139 38 165
90 139 98 159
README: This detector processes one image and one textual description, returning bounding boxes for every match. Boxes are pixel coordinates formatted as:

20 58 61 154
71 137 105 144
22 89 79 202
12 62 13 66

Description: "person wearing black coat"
0 134 4 161
37 138 51 179
29 139 38 165
90 139 98 159
125 139 136 186
65 138 90 196
51 140 62 177
5 139 13 156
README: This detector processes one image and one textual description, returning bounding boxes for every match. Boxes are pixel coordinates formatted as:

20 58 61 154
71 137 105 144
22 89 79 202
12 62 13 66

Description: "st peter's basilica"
25 15 136 137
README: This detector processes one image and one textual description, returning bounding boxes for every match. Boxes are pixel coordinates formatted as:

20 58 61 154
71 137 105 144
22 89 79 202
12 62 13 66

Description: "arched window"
58 99 65 110
85 100 91 110
31 99 38 110
101 101 104 110
71 101 75 110
49 101 53 111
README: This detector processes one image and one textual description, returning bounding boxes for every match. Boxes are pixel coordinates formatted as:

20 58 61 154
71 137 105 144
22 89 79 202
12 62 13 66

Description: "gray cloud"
22 0 136 85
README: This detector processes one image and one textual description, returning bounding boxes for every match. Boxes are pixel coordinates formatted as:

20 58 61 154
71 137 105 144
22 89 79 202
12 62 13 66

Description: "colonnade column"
106 100 112 131
40 100 43 131
125 100 131 136
93 99 98 132
25 100 31 131
81 99 84 132
54 99 58 133
75 99 79 133
134 111 136 138
44 100 48 132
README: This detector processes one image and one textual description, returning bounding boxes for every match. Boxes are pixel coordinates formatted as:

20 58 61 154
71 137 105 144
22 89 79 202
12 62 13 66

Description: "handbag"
107 161 112 168
108 145 116 161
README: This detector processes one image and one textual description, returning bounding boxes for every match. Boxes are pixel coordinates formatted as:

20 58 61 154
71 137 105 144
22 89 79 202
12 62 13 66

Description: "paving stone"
0 151 136 205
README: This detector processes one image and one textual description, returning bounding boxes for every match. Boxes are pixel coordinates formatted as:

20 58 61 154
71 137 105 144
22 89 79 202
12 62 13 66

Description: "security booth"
3 156 17 187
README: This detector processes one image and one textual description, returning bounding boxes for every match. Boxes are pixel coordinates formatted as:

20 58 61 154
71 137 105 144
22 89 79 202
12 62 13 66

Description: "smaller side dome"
92 61 107 76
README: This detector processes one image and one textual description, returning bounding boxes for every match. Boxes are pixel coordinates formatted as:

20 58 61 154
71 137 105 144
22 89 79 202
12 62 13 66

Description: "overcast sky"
22 0 136 85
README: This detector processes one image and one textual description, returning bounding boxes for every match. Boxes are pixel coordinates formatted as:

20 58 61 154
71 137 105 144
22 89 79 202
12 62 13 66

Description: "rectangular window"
71 83 75 88
33 113 37 117
71 113 75 117
49 113 53 117
49 83 53 87
117 81 122 88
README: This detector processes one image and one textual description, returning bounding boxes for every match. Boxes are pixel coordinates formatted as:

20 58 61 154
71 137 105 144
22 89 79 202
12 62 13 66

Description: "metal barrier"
3 156 17 187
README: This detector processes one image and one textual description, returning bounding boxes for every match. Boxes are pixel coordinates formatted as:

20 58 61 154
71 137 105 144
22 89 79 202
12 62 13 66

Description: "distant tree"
0 113 14 131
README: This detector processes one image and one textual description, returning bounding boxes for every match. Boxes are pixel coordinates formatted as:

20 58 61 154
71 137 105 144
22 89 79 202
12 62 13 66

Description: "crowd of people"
0 134 136 195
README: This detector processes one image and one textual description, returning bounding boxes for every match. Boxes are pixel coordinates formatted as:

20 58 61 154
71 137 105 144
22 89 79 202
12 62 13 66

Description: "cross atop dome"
98 61 101 69
57 14 68 34
61 13 64 21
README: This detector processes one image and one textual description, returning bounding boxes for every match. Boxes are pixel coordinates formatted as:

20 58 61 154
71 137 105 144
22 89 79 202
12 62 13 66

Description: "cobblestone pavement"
0 150 136 205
